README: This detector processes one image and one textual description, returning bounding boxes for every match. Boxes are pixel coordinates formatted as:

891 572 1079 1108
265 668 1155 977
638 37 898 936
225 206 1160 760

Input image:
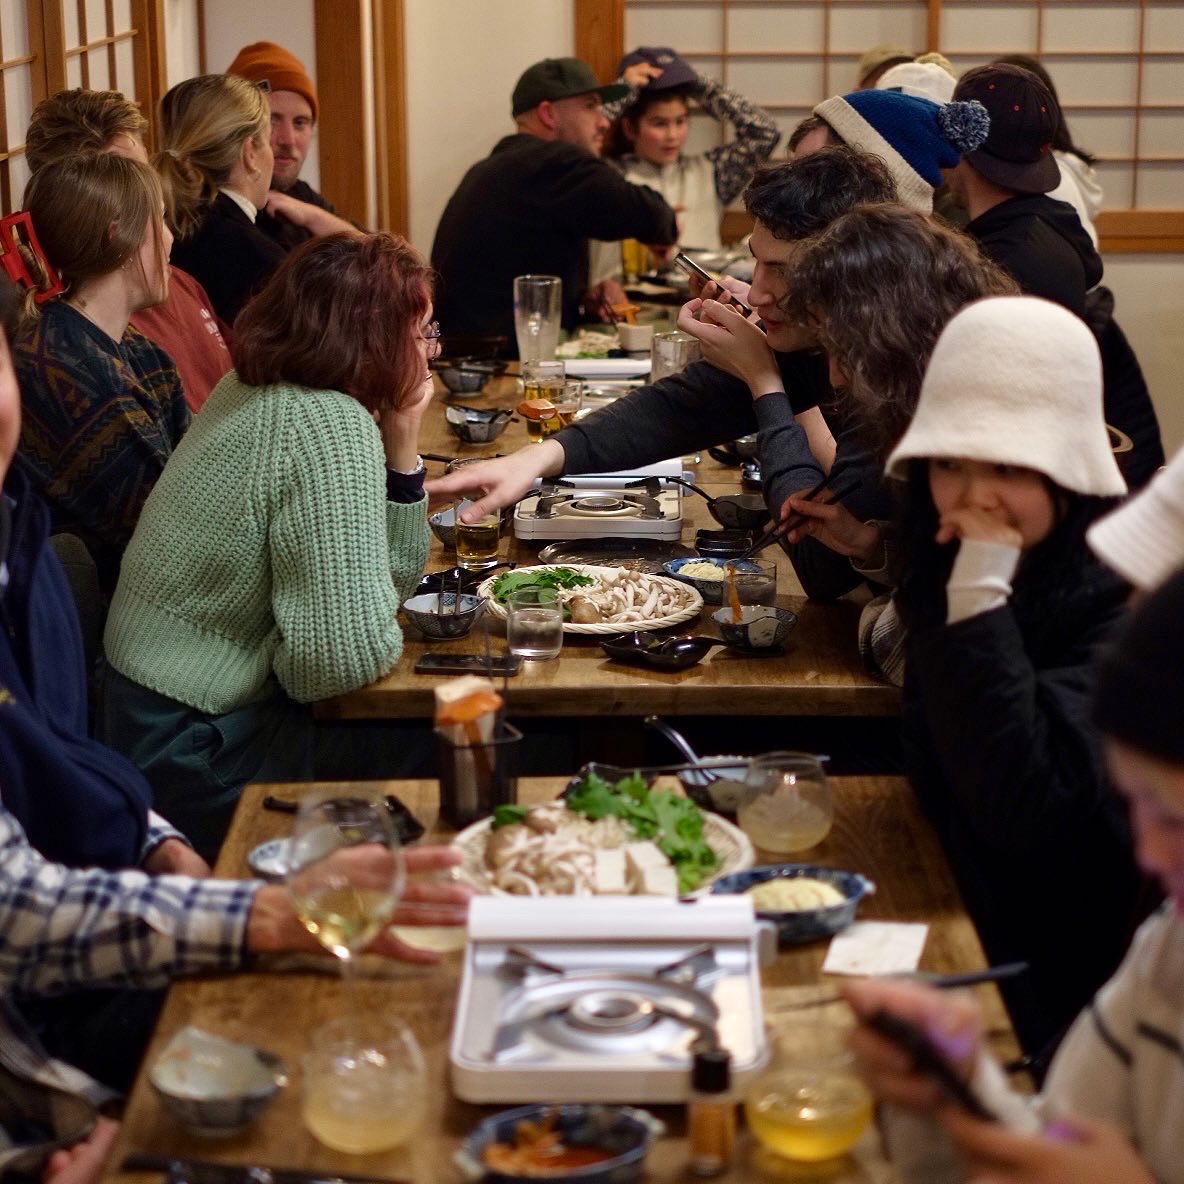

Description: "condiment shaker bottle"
687 1042 735 1177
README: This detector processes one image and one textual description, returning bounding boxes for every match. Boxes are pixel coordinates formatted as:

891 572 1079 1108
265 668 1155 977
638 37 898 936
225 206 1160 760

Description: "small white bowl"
150 1026 287 1136
617 323 654 352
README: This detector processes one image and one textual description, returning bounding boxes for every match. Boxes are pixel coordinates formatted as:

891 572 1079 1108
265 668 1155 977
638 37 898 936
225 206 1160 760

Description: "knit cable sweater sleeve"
15 318 189 550
268 398 429 702
697 78 782 204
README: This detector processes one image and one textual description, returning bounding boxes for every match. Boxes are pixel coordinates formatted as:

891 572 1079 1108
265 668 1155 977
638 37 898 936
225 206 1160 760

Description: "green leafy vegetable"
491 804 528 829
490 567 595 604
566 771 720 893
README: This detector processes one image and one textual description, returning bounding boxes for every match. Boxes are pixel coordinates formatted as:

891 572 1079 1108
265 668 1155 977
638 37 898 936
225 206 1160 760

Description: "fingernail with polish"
1043 1119 1082 1144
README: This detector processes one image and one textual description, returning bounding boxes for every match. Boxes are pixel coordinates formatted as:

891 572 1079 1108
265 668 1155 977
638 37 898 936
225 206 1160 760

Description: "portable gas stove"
450 896 773 1103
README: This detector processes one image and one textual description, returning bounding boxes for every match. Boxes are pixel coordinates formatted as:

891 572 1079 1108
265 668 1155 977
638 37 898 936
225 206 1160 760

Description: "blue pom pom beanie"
813 90 989 213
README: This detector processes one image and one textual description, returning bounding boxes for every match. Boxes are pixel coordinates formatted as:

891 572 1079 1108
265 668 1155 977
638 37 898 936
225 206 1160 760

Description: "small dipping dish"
599 632 723 671
429 506 458 549
694 529 754 559
711 864 875 944
712 605 798 651
456 1103 663 1184
150 1026 287 1136
445 405 513 445
402 592 488 639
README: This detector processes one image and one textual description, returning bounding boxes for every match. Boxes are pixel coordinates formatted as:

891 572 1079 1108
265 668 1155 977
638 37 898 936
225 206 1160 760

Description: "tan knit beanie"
887 296 1127 497
227 41 317 122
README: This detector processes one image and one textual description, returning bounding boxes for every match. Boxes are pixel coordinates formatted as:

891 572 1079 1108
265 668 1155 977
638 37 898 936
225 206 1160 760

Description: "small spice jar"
687 1041 735 1177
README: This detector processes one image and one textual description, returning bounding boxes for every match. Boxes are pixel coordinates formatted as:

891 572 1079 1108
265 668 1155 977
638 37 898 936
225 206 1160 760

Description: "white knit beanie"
876 62 956 105
887 296 1127 497
1088 450 1183 590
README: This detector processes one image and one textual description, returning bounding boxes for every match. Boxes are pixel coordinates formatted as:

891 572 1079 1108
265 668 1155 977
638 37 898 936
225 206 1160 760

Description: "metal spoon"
644 715 721 783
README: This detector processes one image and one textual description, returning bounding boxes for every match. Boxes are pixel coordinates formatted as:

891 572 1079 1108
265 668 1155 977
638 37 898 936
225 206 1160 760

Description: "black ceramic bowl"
694 529 754 559
445 405 513 443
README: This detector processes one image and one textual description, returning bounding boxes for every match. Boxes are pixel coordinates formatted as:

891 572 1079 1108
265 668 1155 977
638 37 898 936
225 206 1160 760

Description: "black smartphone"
866 1010 997 1122
673 252 753 317
415 652 523 676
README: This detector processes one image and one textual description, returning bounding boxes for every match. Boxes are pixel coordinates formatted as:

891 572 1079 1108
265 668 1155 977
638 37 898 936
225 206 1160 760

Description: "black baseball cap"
511 57 629 117
954 62 1061 194
616 46 699 91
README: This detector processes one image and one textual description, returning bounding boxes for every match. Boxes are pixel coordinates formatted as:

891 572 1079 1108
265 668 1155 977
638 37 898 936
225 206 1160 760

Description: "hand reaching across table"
426 440 565 521
778 487 882 562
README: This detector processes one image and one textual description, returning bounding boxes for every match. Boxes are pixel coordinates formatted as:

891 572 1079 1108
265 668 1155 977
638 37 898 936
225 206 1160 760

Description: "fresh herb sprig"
566 770 720 893
490 567 594 605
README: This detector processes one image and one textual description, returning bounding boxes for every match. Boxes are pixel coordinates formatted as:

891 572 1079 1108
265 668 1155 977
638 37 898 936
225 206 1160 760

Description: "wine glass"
737 752 833 855
286 787 405 988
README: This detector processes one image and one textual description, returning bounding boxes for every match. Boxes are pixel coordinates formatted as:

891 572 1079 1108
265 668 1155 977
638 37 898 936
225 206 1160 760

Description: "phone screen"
415 653 522 676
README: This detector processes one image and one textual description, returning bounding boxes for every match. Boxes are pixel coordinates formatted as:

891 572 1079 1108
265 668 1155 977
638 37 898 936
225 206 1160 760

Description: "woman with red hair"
99 232 435 858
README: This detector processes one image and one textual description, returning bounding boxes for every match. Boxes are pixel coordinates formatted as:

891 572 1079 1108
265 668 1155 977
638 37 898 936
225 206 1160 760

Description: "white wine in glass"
287 788 406 968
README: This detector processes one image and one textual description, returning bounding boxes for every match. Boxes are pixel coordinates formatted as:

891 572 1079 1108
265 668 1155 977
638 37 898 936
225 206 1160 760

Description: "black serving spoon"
666 476 769 530
600 632 724 671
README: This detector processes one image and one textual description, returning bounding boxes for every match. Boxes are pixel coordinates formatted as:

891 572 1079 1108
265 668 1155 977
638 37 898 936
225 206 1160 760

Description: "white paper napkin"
822 921 929 977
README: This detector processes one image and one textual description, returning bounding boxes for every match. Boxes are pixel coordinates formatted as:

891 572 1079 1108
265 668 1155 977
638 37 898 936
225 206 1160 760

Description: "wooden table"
105 776 1021 1184
317 378 900 723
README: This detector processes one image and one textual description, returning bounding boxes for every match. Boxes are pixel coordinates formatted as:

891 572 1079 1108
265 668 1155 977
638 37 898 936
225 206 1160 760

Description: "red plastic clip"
0 210 65 304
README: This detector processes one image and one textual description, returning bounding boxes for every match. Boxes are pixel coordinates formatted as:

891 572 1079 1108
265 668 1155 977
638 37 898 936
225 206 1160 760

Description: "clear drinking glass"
514 275 561 363
550 379 584 428
746 1010 873 1164
737 751 832 855
302 1015 428 1154
733 560 777 606
651 330 702 380
506 586 563 661
286 788 405 997
455 498 500 570
520 360 566 440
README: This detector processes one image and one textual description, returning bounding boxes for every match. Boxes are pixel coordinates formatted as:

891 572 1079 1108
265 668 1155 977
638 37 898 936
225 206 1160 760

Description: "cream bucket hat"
886 295 1127 497
1088 450 1183 591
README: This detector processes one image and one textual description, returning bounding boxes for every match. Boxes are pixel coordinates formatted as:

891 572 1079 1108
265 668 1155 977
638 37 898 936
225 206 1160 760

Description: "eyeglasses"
255 78 272 93
421 320 442 358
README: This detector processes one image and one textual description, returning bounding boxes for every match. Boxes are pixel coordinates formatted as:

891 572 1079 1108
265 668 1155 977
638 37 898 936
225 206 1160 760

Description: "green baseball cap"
511 57 628 117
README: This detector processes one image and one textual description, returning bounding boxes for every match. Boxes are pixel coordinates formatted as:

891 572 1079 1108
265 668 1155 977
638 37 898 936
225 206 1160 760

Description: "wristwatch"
388 455 425 477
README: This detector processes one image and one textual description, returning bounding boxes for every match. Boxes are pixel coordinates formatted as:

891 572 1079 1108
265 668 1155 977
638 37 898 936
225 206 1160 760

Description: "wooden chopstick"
741 473 861 560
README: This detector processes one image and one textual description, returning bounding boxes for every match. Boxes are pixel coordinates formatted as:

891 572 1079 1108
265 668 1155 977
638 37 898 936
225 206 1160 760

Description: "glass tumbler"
506 587 563 661
651 330 702 381
302 1016 428 1154
737 751 832 855
513 275 561 363
454 499 500 571
746 1009 873 1163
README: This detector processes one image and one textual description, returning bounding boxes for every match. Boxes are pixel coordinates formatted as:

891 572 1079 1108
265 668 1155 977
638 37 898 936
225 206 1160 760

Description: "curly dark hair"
781 203 1018 459
742 146 897 241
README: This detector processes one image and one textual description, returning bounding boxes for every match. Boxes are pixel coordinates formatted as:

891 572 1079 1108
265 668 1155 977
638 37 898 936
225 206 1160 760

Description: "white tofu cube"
638 862 679 896
594 849 627 894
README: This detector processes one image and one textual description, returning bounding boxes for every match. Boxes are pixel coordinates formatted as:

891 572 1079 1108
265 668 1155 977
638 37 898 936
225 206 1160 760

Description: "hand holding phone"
673 252 752 317
866 1010 996 1122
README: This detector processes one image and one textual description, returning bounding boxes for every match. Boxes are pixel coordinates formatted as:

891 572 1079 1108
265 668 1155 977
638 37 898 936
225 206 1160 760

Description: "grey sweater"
554 352 893 600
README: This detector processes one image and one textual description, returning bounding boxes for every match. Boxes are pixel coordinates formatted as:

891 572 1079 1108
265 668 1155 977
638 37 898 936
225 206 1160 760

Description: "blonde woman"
13 152 190 596
156 74 286 324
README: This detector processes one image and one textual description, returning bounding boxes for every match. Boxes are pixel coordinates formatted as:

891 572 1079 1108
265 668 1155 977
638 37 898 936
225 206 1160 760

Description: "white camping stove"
513 458 687 542
450 896 773 1103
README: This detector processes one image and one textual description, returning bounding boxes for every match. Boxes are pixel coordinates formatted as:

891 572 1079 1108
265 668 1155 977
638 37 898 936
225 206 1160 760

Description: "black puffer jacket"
966 195 1164 489
901 526 1153 1057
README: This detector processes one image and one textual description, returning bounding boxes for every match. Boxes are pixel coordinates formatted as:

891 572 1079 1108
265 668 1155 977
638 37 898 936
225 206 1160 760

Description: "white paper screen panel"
623 0 1184 209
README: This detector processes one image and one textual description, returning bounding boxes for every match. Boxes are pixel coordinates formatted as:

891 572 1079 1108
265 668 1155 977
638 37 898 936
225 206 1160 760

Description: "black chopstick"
767 962 1030 1012
740 474 861 560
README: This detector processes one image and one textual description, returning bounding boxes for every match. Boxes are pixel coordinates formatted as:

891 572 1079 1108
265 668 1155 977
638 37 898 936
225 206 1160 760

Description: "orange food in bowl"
516 398 558 420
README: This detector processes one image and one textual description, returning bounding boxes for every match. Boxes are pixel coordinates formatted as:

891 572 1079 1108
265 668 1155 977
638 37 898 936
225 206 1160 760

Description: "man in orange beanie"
227 40 363 250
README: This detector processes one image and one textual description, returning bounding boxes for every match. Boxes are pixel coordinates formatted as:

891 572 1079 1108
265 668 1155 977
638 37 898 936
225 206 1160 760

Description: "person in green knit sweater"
99 232 435 858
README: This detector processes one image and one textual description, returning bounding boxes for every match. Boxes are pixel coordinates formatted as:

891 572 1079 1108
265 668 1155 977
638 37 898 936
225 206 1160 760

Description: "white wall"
1107 255 1184 458
403 0 574 255
162 0 202 87
199 0 321 191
